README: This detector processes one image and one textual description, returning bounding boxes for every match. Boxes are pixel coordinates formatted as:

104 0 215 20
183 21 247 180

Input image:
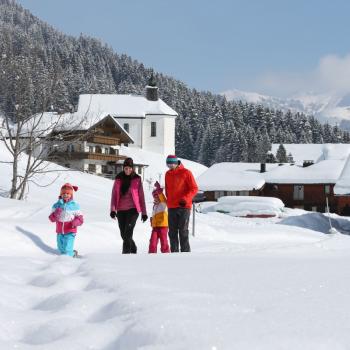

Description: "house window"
325 185 331 195
137 166 142 175
109 148 117 155
293 185 304 200
151 122 157 137
101 165 108 173
67 144 75 152
123 123 129 133
95 146 102 154
89 146 94 153
88 164 96 173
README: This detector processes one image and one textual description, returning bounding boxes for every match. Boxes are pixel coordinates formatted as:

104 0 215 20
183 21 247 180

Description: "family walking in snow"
48 154 197 257
110 155 198 254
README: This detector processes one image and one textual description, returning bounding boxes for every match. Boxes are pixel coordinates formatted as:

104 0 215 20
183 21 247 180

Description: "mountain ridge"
223 89 350 128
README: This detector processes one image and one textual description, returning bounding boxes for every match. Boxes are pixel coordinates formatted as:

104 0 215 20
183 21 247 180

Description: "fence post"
326 196 334 233
192 202 195 237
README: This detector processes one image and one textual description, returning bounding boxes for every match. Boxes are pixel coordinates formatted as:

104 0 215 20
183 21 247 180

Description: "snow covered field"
2 143 350 349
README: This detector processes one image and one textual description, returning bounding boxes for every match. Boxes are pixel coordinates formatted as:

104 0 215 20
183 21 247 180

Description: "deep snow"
2 142 350 349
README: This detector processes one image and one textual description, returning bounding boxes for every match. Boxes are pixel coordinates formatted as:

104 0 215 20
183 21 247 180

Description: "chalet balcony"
86 135 120 145
48 151 127 162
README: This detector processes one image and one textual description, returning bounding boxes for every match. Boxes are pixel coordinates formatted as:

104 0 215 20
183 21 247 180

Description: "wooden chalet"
197 158 350 215
46 114 146 178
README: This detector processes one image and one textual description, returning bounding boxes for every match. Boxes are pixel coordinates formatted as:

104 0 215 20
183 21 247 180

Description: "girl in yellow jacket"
149 182 170 253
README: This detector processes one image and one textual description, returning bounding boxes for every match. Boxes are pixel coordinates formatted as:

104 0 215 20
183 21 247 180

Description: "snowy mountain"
223 89 350 128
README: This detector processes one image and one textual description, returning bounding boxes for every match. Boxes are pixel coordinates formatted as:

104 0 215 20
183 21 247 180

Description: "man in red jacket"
165 155 198 252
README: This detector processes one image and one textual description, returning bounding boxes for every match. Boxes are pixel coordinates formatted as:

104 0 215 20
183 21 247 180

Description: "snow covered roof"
197 163 279 191
264 159 345 184
271 144 350 164
76 94 178 119
334 155 350 195
198 160 346 191
17 113 134 143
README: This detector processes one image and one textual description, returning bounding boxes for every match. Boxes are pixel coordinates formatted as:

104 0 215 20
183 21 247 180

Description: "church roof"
76 94 178 119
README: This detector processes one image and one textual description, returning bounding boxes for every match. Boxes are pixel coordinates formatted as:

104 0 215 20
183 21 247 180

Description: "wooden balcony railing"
86 135 120 145
48 151 127 162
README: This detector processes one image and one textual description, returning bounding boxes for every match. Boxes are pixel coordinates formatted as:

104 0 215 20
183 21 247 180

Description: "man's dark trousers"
168 208 191 252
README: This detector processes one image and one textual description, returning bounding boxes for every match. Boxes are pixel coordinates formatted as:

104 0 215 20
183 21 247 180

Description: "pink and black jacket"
49 198 84 234
110 173 147 215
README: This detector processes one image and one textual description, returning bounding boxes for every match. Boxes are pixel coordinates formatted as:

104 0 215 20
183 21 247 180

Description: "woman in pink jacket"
110 158 148 254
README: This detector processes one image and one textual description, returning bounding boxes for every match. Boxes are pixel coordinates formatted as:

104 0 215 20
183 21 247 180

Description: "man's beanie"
123 157 134 168
166 155 178 164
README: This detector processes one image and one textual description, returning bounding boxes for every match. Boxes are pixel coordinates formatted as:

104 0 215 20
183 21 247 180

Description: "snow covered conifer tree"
276 144 288 163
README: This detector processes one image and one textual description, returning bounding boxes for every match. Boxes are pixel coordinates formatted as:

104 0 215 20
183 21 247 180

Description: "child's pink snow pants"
148 227 170 253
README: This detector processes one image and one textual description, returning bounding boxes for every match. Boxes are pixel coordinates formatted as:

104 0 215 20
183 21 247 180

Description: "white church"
21 76 178 178
74 76 177 155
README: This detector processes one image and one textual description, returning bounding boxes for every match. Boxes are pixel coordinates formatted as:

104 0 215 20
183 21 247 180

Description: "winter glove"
72 216 84 227
110 211 117 219
141 214 148 222
49 207 63 222
179 199 187 207
54 207 63 216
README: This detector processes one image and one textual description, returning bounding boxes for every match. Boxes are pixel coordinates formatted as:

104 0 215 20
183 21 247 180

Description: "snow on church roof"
18 93 177 137
76 94 178 119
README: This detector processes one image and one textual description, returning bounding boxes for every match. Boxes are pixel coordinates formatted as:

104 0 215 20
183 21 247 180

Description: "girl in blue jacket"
49 183 84 257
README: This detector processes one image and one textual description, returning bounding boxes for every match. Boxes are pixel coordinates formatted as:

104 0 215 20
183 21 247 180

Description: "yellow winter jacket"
151 192 168 228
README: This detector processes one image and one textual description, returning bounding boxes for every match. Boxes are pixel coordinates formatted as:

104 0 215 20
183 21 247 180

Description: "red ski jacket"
165 163 198 209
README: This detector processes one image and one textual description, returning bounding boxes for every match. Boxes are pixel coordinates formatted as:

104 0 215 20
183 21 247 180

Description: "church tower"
145 72 159 101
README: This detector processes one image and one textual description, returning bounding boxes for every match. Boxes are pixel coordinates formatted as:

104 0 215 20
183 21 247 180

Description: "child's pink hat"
60 183 78 198
152 181 163 197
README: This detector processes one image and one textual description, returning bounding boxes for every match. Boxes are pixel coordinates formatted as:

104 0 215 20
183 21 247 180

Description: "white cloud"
252 53 350 97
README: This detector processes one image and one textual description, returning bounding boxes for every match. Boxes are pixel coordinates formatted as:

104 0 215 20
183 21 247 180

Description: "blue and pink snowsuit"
49 198 84 256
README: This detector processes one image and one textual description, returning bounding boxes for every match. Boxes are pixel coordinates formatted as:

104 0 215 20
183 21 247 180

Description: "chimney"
303 160 314 168
145 72 159 101
260 163 266 173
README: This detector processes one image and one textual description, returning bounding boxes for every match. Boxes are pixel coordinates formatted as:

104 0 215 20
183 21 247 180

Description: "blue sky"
17 0 350 97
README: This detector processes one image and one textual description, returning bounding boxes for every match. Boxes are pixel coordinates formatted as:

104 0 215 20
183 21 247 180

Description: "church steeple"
145 72 159 101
